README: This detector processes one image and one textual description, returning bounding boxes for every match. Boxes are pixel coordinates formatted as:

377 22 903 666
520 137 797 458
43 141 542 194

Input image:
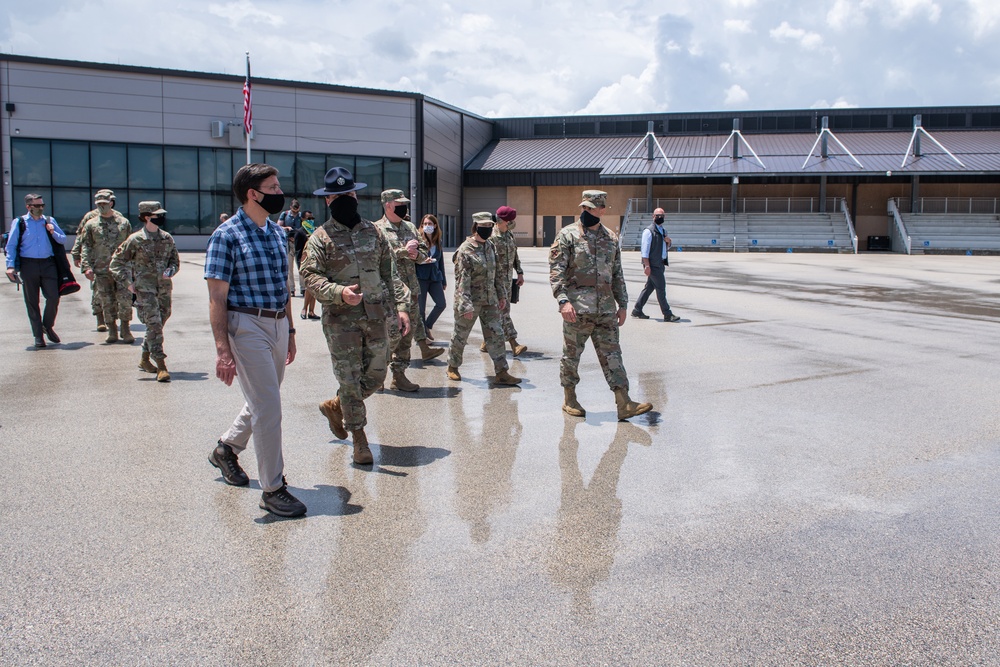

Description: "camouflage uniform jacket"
373 216 427 297
490 229 520 301
80 214 133 273
299 217 410 321
110 227 180 292
453 237 506 316
72 209 129 263
549 220 628 315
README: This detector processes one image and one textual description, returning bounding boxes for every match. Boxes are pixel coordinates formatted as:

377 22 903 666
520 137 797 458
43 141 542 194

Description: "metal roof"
465 130 1000 177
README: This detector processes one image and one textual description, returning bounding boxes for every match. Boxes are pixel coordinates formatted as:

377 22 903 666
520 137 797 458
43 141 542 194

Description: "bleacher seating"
621 212 854 252
900 213 1000 253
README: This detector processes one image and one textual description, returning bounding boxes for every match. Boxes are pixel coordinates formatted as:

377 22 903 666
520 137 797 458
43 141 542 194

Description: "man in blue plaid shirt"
204 163 306 518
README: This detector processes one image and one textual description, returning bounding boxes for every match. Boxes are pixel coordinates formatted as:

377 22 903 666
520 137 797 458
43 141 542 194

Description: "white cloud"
578 63 660 115
770 21 824 50
724 84 750 106
724 19 752 33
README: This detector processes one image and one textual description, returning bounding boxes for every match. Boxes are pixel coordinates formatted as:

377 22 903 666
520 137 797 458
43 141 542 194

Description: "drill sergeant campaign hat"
312 167 367 195
138 201 167 215
579 190 608 209
380 189 410 204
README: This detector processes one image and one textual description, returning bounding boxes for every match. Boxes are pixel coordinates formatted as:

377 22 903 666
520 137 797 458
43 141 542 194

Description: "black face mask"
475 225 493 241
654 215 664 224
393 204 408 219
255 191 285 215
149 216 164 227
329 196 361 229
581 210 601 227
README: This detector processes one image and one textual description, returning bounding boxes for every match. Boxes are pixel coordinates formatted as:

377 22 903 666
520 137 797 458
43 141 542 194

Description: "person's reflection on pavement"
547 419 652 619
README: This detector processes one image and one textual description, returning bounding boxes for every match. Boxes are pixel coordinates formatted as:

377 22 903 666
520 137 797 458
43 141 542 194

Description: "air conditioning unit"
210 120 225 138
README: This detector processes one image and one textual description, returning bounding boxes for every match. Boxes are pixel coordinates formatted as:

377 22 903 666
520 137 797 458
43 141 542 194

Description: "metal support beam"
646 177 653 213
820 176 827 212
910 174 920 213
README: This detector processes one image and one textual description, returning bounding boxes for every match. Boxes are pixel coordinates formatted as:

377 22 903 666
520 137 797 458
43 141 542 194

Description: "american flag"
243 55 252 135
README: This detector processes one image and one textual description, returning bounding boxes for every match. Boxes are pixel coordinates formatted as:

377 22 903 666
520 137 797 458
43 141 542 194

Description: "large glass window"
52 142 90 188
91 144 127 188
51 188 94 230
11 138 408 235
12 139 51 187
264 151 296 193
128 145 163 189
296 154 326 196
165 147 199 190
164 192 200 235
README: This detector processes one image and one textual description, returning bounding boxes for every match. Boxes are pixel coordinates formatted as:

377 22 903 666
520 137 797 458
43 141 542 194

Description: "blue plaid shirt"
204 207 289 310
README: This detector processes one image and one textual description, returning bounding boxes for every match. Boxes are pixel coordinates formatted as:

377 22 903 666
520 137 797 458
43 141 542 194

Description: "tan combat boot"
508 338 527 356
446 366 461 381
479 341 488 353
139 349 157 373
562 387 586 417
493 369 522 386
352 428 373 465
96 312 107 332
319 397 348 439
391 369 419 392
120 320 135 344
155 358 171 383
105 321 119 344
614 388 652 421
418 339 445 361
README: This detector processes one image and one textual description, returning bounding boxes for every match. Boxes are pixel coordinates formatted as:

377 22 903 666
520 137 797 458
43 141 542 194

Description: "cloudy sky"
3 0 999 117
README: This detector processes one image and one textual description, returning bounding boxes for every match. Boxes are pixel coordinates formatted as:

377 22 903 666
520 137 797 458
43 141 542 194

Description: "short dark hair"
232 163 279 204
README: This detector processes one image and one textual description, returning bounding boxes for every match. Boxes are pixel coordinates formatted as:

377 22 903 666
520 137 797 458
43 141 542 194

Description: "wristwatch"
288 328 296 334
559 299 569 306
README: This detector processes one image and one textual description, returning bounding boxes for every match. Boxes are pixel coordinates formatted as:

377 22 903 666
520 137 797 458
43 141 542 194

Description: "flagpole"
244 52 252 165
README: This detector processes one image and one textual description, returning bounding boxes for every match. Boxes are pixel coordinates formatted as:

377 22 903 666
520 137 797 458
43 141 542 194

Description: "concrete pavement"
1 249 998 666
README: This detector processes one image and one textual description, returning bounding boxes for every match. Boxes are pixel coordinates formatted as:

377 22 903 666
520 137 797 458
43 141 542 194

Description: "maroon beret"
496 206 517 221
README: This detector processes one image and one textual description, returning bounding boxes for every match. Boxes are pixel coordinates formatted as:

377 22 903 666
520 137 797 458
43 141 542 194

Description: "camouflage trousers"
137 288 172 361
447 304 508 373
90 281 99 316
94 270 132 322
386 296 428 372
500 297 518 340
560 313 629 391
324 315 389 431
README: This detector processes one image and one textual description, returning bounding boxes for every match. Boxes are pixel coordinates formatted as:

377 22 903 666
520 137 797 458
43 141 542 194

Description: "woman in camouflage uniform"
110 201 179 383
446 212 521 386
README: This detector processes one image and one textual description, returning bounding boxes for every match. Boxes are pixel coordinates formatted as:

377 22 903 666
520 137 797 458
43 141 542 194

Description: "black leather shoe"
260 481 307 517
631 310 649 319
665 314 681 322
209 441 250 486
34 337 46 348
307 313 320 320
44 327 60 343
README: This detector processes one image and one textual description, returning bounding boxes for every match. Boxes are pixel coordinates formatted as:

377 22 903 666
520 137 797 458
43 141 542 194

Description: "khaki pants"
219 311 289 493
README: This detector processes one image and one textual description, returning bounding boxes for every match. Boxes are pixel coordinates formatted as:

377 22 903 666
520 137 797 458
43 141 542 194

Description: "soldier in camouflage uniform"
549 190 652 421
110 201 179 383
301 168 411 465
446 212 522 386
484 205 527 356
80 190 134 344
72 189 127 332
374 189 445 393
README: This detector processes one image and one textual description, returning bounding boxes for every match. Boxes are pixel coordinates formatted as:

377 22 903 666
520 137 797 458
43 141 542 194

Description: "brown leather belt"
228 306 286 319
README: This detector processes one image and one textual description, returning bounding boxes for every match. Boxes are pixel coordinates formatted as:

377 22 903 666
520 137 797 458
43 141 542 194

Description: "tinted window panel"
165 147 199 190
128 145 163 189
52 141 90 187
12 139 52 187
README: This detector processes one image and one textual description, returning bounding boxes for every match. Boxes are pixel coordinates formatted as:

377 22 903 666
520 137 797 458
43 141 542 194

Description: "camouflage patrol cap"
380 189 410 204
472 211 496 225
94 189 116 203
138 201 167 215
580 190 608 209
